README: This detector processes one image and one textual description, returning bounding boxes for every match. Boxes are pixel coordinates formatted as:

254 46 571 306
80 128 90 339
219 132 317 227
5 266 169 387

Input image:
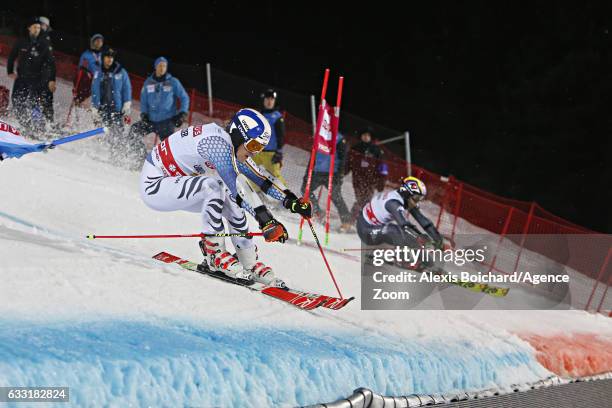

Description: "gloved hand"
121 101 132 116
271 151 283 165
261 219 288 243
283 190 312 218
140 112 150 123
174 112 188 127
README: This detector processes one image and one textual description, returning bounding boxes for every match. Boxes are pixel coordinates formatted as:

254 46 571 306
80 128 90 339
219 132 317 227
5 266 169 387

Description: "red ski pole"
87 232 263 239
305 217 344 299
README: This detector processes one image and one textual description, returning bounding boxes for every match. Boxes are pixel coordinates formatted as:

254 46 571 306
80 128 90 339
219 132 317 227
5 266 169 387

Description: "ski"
424 266 510 297
153 251 355 311
386 259 510 298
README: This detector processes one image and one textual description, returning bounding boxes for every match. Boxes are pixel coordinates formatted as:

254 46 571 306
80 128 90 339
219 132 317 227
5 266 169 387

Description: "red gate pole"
596 280 611 314
324 76 343 245
488 206 515 273
586 247 611 311
451 182 464 240
512 201 536 273
436 176 454 231
298 69 330 243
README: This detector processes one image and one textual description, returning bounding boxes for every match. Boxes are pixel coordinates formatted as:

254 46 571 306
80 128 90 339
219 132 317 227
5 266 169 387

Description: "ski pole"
305 217 344 299
87 232 263 239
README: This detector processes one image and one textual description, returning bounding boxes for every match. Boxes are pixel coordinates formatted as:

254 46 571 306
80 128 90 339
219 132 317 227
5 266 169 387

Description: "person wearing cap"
130 56 189 145
346 128 386 219
91 48 132 157
38 17 52 43
7 17 56 134
253 89 286 182
74 34 105 104
37 16 56 124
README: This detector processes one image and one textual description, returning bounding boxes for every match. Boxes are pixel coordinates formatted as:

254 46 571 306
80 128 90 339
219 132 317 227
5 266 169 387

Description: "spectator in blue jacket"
130 57 189 143
91 48 131 156
74 34 105 104
301 132 352 232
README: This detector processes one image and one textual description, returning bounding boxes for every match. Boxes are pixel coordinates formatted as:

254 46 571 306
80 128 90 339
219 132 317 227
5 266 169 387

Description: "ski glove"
254 205 288 243
271 151 283 165
261 219 288 243
283 190 312 218
174 112 188 128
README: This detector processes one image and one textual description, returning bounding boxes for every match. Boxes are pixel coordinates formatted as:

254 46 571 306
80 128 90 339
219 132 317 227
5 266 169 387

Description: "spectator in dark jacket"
301 132 352 232
7 17 55 134
74 34 105 104
38 16 56 124
130 56 189 143
346 128 387 218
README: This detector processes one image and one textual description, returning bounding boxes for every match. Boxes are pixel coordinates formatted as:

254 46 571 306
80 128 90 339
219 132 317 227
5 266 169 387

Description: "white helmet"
228 108 272 153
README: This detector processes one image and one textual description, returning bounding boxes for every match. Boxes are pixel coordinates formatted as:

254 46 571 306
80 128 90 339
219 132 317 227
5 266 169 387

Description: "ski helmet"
228 108 272 154
102 48 117 59
399 176 427 202
261 88 277 99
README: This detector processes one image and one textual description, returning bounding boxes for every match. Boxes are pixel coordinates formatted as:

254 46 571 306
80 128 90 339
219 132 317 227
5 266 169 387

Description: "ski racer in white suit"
139 108 312 286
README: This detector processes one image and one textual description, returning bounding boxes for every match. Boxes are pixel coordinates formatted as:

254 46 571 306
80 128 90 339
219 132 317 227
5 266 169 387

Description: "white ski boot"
236 245 286 288
199 237 253 282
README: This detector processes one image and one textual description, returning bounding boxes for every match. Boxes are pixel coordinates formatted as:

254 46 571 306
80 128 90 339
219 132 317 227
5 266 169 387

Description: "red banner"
314 103 336 155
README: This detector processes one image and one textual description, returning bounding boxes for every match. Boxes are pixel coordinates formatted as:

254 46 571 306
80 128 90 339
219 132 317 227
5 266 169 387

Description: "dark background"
3 1 610 232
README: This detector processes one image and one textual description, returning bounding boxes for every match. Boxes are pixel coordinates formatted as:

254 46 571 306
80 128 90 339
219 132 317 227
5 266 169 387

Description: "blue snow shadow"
0 320 547 407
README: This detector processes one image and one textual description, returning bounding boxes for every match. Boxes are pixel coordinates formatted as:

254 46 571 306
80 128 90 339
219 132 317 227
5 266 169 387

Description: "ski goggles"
411 194 424 203
244 138 265 154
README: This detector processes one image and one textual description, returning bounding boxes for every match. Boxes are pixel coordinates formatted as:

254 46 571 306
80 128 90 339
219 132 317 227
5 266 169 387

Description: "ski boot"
199 237 253 282
236 245 287 288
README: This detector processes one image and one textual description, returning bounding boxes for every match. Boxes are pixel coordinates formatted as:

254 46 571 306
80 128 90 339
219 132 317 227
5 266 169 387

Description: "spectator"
38 16 56 125
38 16 53 44
7 17 55 135
254 89 286 183
301 132 352 232
346 128 386 218
74 34 105 105
91 48 131 157
130 56 189 144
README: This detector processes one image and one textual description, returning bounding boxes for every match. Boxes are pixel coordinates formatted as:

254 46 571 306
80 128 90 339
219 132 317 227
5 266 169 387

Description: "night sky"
4 2 611 232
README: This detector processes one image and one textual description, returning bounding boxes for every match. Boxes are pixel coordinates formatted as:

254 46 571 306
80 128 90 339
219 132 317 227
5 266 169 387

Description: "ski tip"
86 234 95 239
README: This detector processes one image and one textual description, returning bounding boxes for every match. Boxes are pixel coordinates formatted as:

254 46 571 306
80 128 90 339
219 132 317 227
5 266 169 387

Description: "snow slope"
0 70 611 407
